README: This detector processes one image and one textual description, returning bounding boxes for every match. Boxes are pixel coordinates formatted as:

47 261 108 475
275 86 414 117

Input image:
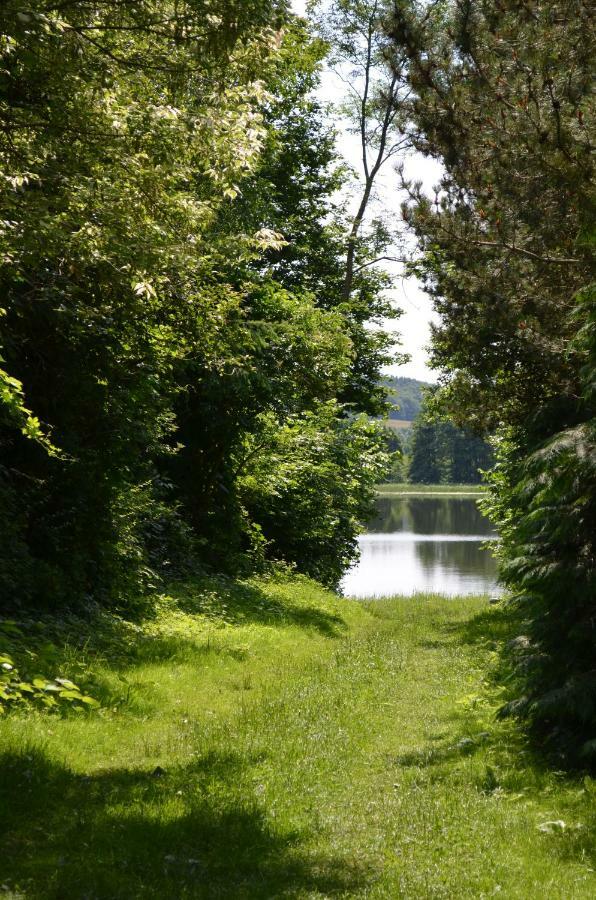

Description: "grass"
2 576 596 898
377 482 486 496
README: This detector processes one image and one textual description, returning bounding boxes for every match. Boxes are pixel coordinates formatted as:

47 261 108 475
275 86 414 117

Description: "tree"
408 403 492 485
408 417 443 484
389 0 596 759
311 0 411 297
390 0 593 432
0 1 392 607
0 0 297 607
307 0 413 412
159 16 392 579
239 406 388 586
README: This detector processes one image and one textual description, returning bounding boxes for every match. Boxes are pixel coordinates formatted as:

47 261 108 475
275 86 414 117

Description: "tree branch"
354 255 409 274
471 239 580 265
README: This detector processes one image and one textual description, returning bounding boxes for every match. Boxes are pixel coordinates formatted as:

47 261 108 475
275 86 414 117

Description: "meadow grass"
377 483 486 496
1 577 595 898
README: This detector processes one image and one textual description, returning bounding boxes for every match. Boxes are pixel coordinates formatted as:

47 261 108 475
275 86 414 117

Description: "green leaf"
80 696 100 706
55 678 79 691
59 689 84 700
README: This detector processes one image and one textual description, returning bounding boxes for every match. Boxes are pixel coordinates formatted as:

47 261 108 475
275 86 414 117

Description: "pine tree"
389 0 596 760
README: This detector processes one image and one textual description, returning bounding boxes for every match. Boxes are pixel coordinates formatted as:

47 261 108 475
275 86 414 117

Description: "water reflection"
369 496 495 536
343 495 499 598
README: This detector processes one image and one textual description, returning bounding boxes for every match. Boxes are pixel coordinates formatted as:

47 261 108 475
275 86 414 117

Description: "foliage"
391 0 593 431
0 651 98 713
0 364 58 455
217 21 398 415
0 0 286 605
483 286 596 762
239 407 389 586
379 424 406 482
389 0 596 757
408 395 493 485
0 618 98 713
0 1 394 608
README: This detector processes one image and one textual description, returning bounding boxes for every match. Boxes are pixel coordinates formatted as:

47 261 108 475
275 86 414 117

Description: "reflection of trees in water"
368 498 409 532
369 497 495 536
414 538 497 579
354 496 499 595
409 498 495 535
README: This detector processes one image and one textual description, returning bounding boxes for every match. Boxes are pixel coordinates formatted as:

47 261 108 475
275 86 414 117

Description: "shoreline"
376 482 486 497
377 489 484 496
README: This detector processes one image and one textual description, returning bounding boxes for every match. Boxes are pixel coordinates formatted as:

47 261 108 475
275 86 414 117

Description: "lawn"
1 577 595 898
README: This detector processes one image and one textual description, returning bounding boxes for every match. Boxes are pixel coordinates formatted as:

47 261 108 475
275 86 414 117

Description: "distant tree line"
408 415 493 485
381 380 493 484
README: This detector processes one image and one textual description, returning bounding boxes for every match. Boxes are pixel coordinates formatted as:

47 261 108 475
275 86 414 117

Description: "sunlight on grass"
376 482 486 496
2 579 596 898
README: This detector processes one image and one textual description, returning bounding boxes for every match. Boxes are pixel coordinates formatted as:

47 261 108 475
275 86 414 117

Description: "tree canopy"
389 0 596 760
0 0 396 608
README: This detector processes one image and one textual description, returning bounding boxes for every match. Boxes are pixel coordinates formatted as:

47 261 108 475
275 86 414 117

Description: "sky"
290 0 441 382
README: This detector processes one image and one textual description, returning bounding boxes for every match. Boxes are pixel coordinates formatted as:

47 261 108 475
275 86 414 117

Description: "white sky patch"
291 0 442 382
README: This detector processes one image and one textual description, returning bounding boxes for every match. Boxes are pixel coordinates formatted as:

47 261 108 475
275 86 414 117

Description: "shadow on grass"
414 604 517 657
0 746 368 900
2 576 347 705
448 603 519 647
169 576 346 637
392 733 490 770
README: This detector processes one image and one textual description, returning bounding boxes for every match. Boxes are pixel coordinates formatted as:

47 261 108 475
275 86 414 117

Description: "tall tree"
389 0 596 759
390 0 593 432
306 0 412 412
0 1 392 607
311 0 412 300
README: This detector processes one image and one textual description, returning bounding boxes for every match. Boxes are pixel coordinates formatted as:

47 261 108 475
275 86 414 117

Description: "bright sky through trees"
291 0 441 381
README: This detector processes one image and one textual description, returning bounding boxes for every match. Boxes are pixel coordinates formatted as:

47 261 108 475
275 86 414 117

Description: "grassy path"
2 579 596 898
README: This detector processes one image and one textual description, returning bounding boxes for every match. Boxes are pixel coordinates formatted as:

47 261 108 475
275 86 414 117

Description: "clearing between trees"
1 579 595 899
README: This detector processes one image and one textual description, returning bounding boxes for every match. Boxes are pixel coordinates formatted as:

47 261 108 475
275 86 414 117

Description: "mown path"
1 580 596 898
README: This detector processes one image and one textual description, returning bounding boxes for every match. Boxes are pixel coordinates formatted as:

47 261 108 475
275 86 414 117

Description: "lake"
342 492 500 598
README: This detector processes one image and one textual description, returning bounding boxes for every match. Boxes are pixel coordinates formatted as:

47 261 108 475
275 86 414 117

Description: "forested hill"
384 377 429 421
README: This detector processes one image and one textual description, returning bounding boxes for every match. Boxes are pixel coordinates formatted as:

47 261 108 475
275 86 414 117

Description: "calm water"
342 494 500 598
